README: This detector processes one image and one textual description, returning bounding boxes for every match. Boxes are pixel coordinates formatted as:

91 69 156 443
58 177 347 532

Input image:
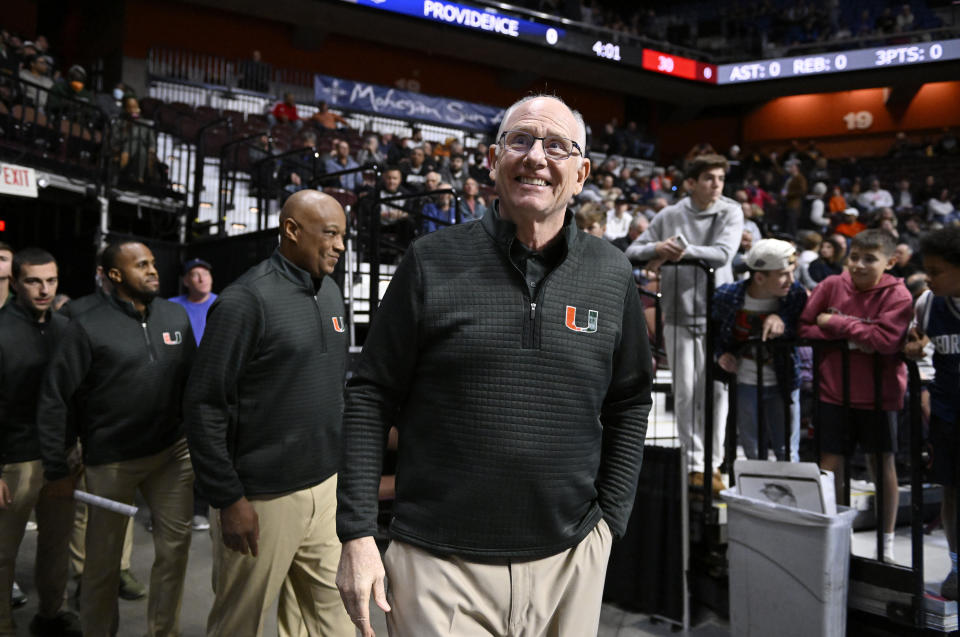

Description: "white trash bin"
722 488 859 637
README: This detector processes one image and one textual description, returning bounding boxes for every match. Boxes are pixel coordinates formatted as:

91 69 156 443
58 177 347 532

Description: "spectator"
270 92 302 129
457 177 487 222
112 97 159 185
895 3 915 32
714 239 807 461
929 188 956 224
95 82 130 121
168 259 217 346
799 235 845 290
808 182 829 232
612 213 648 252
858 178 895 213
376 166 416 248
908 227 960 599
423 170 442 193
324 140 361 191
890 243 919 279
780 160 807 236
46 65 94 117
311 100 348 130
247 133 275 197
237 50 270 93
439 153 468 191
835 208 866 238
797 231 822 269
894 178 914 212
420 184 457 234
828 184 848 214
278 131 322 201
627 154 743 493
18 54 53 110
604 198 633 241
576 203 607 238
918 174 940 204
401 146 432 191
355 134 385 166
799 230 913 563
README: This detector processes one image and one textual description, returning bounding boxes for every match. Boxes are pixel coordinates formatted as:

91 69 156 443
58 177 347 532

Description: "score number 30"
843 110 874 130
592 40 622 61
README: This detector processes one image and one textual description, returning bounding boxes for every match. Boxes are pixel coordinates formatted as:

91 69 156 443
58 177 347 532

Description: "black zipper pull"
530 302 537 319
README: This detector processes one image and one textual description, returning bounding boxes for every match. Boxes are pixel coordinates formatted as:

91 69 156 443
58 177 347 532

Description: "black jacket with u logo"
184 250 347 509
339 205 653 560
38 294 194 480
0 302 69 468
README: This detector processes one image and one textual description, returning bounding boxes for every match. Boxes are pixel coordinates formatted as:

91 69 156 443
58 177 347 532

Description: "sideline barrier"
631 256 932 629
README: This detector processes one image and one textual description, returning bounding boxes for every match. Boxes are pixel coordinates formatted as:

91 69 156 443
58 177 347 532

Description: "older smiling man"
336 95 653 636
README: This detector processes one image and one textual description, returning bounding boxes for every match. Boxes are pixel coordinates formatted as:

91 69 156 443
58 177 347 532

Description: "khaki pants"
206 474 352 637
70 474 135 575
81 438 193 637
384 519 612 637
0 460 74 635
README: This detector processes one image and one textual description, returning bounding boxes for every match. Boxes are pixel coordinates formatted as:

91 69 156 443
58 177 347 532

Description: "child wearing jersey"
910 226 960 599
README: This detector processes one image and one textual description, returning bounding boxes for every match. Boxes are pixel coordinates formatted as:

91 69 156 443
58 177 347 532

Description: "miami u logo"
332 317 345 332
565 306 598 333
162 331 182 345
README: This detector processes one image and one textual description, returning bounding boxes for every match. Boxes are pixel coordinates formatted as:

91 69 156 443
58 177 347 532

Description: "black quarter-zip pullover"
37 294 194 480
0 303 69 467
184 250 347 509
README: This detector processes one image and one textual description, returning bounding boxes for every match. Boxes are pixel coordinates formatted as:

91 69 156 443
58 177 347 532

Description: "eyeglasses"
498 130 582 161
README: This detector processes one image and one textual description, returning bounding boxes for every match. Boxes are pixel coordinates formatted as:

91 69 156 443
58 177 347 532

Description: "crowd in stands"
512 0 946 58
1 28 165 189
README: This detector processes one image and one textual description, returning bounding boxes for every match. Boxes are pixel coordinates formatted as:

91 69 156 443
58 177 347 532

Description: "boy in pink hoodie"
799 229 913 562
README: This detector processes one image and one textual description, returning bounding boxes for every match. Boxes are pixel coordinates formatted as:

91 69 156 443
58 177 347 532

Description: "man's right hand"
220 497 259 557
336 536 391 637
0 479 11 508
718 352 739 374
41 476 76 500
654 238 685 262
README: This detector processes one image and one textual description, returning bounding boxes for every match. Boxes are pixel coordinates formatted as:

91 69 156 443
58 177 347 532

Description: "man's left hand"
41 476 76 500
0 479 11 508
762 314 785 341
816 312 833 328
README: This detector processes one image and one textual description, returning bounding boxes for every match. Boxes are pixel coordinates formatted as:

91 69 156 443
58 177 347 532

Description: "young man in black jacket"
185 190 353 636
37 241 195 637
337 95 653 636
0 248 80 637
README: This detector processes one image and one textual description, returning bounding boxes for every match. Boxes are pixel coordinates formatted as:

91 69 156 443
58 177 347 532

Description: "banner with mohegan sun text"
313 73 504 132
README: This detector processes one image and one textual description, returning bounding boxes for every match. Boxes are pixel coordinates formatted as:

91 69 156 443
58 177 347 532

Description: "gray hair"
495 94 587 153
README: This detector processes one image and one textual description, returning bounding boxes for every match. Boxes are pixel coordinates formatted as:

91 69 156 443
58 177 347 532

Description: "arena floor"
9 503 952 636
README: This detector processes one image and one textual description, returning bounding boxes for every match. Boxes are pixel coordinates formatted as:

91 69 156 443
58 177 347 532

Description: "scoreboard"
343 0 960 85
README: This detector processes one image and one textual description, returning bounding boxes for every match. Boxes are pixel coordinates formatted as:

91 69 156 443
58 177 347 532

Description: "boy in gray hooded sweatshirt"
626 154 743 492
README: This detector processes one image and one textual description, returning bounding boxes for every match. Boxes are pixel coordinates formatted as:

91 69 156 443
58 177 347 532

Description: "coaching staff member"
184 190 353 636
38 241 195 637
0 249 78 636
336 95 653 636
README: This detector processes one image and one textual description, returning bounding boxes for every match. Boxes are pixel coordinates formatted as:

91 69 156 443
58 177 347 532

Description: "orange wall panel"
743 82 960 144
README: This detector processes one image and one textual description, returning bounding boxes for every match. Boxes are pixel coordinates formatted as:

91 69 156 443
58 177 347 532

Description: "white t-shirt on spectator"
604 210 632 241
928 198 955 220
857 188 894 211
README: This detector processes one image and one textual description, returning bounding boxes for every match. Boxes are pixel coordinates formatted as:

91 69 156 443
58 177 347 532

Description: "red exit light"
642 49 717 83
0 220 5 232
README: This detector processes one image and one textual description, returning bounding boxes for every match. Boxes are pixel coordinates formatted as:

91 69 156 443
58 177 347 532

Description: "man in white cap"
712 239 808 462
